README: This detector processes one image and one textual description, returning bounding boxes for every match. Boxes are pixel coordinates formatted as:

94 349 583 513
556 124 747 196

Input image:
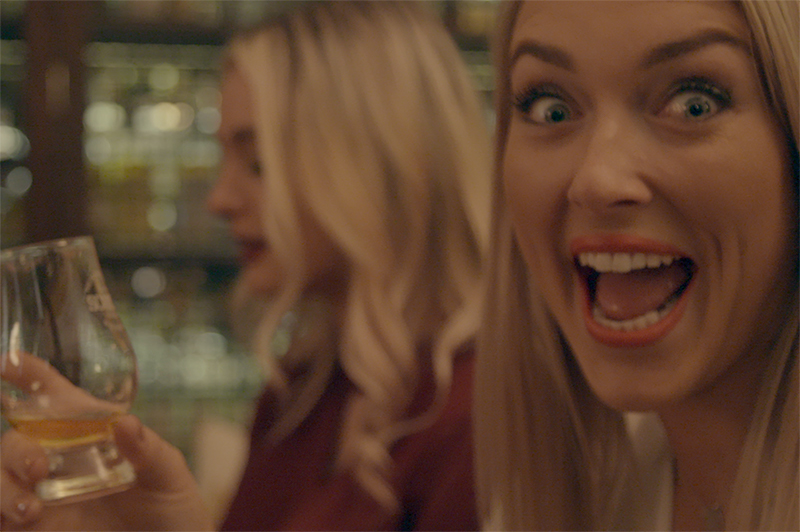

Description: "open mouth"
576 251 696 339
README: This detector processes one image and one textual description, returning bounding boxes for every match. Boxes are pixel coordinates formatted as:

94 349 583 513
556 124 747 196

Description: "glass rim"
0 235 97 260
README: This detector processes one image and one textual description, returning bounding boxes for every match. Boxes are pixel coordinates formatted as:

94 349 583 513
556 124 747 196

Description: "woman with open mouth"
474 1 798 530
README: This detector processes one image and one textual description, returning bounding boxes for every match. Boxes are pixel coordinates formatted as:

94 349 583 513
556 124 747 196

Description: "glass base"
37 440 136 504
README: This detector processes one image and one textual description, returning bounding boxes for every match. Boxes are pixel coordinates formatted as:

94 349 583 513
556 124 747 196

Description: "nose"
206 161 240 220
566 111 653 213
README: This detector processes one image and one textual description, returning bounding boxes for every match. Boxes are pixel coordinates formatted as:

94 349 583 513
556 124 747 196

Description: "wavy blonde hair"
226 1 491 511
474 1 799 530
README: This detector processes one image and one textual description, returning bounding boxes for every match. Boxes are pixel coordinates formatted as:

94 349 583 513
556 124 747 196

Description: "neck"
659 349 766 530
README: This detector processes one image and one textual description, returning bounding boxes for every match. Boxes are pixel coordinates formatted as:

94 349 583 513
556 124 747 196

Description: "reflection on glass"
1 236 139 503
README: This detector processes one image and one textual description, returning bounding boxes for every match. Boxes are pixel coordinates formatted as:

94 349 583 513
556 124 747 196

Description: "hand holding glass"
1 236 138 503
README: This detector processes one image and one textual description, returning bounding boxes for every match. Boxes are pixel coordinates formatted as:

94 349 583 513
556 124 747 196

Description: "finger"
1 351 118 414
0 430 49 485
1 351 70 392
113 415 196 493
0 467 44 526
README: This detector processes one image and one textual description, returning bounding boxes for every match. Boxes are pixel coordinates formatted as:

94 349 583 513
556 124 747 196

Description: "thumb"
113 414 196 493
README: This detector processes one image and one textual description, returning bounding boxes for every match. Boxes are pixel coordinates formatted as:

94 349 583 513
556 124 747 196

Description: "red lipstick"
571 234 695 348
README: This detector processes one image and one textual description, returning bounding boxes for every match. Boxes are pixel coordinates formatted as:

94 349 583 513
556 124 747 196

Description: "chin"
573 347 694 413
240 264 283 296
594 390 671 413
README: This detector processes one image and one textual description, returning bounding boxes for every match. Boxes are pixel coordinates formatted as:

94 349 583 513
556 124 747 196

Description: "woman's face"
207 66 346 296
504 1 796 410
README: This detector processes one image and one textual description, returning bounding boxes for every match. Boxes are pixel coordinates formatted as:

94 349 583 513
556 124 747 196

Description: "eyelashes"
512 83 576 125
672 77 731 104
662 77 732 120
512 84 562 114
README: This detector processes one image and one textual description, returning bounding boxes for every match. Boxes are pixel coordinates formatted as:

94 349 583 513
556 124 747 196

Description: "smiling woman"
474 1 798 530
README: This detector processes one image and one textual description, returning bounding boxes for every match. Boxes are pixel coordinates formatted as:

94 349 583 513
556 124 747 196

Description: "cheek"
503 138 578 320
299 215 347 287
732 149 796 300
664 122 796 335
684 128 793 254
305 237 345 281
502 137 566 265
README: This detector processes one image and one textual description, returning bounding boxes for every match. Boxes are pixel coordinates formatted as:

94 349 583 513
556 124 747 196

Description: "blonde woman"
1 2 491 530
475 0 798 530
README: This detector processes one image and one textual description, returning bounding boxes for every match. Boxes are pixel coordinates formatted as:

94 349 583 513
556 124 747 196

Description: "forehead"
219 66 255 138
511 0 749 61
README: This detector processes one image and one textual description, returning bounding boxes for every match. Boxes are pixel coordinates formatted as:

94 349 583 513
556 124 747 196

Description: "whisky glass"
1 236 138 503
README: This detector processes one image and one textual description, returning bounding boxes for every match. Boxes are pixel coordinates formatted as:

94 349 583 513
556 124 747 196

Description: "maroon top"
219 349 477 531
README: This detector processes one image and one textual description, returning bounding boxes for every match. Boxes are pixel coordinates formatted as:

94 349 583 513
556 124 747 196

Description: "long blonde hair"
228 1 491 511
474 1 799 529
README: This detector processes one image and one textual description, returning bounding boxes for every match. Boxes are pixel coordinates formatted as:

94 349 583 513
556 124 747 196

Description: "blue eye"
531 97 573 124
663 78 731 121
513 86 576 125
666 93 719 120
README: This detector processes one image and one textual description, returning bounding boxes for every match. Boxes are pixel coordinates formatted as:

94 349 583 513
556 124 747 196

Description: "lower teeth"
592 294 679 332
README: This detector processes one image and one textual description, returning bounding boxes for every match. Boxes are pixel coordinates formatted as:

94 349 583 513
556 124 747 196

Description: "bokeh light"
131 266 167 299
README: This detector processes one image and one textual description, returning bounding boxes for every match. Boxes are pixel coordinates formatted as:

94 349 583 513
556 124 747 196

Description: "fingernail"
10 496 38 524
16 499 28 515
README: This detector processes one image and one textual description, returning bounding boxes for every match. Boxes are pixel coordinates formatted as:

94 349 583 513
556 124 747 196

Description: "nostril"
567 167 653 212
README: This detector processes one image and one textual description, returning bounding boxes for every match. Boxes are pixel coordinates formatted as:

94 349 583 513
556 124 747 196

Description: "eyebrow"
639 30 751 68
509 29 751 72
510 41 573 71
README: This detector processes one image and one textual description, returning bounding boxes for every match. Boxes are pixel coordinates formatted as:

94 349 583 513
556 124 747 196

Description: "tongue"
595 262 689 321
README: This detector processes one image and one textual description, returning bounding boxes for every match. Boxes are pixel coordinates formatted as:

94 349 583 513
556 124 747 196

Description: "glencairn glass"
1 236 138 503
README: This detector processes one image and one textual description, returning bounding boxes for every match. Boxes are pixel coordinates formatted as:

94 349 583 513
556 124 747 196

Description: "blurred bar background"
0 0 496 490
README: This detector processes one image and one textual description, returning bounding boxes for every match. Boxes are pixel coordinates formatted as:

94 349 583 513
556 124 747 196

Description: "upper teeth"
577 252 678 273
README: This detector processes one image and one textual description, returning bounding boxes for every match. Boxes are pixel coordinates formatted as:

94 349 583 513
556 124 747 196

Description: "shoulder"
390 348 478 529
400 346 475 453
442 347 475 420
411 343 474 423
